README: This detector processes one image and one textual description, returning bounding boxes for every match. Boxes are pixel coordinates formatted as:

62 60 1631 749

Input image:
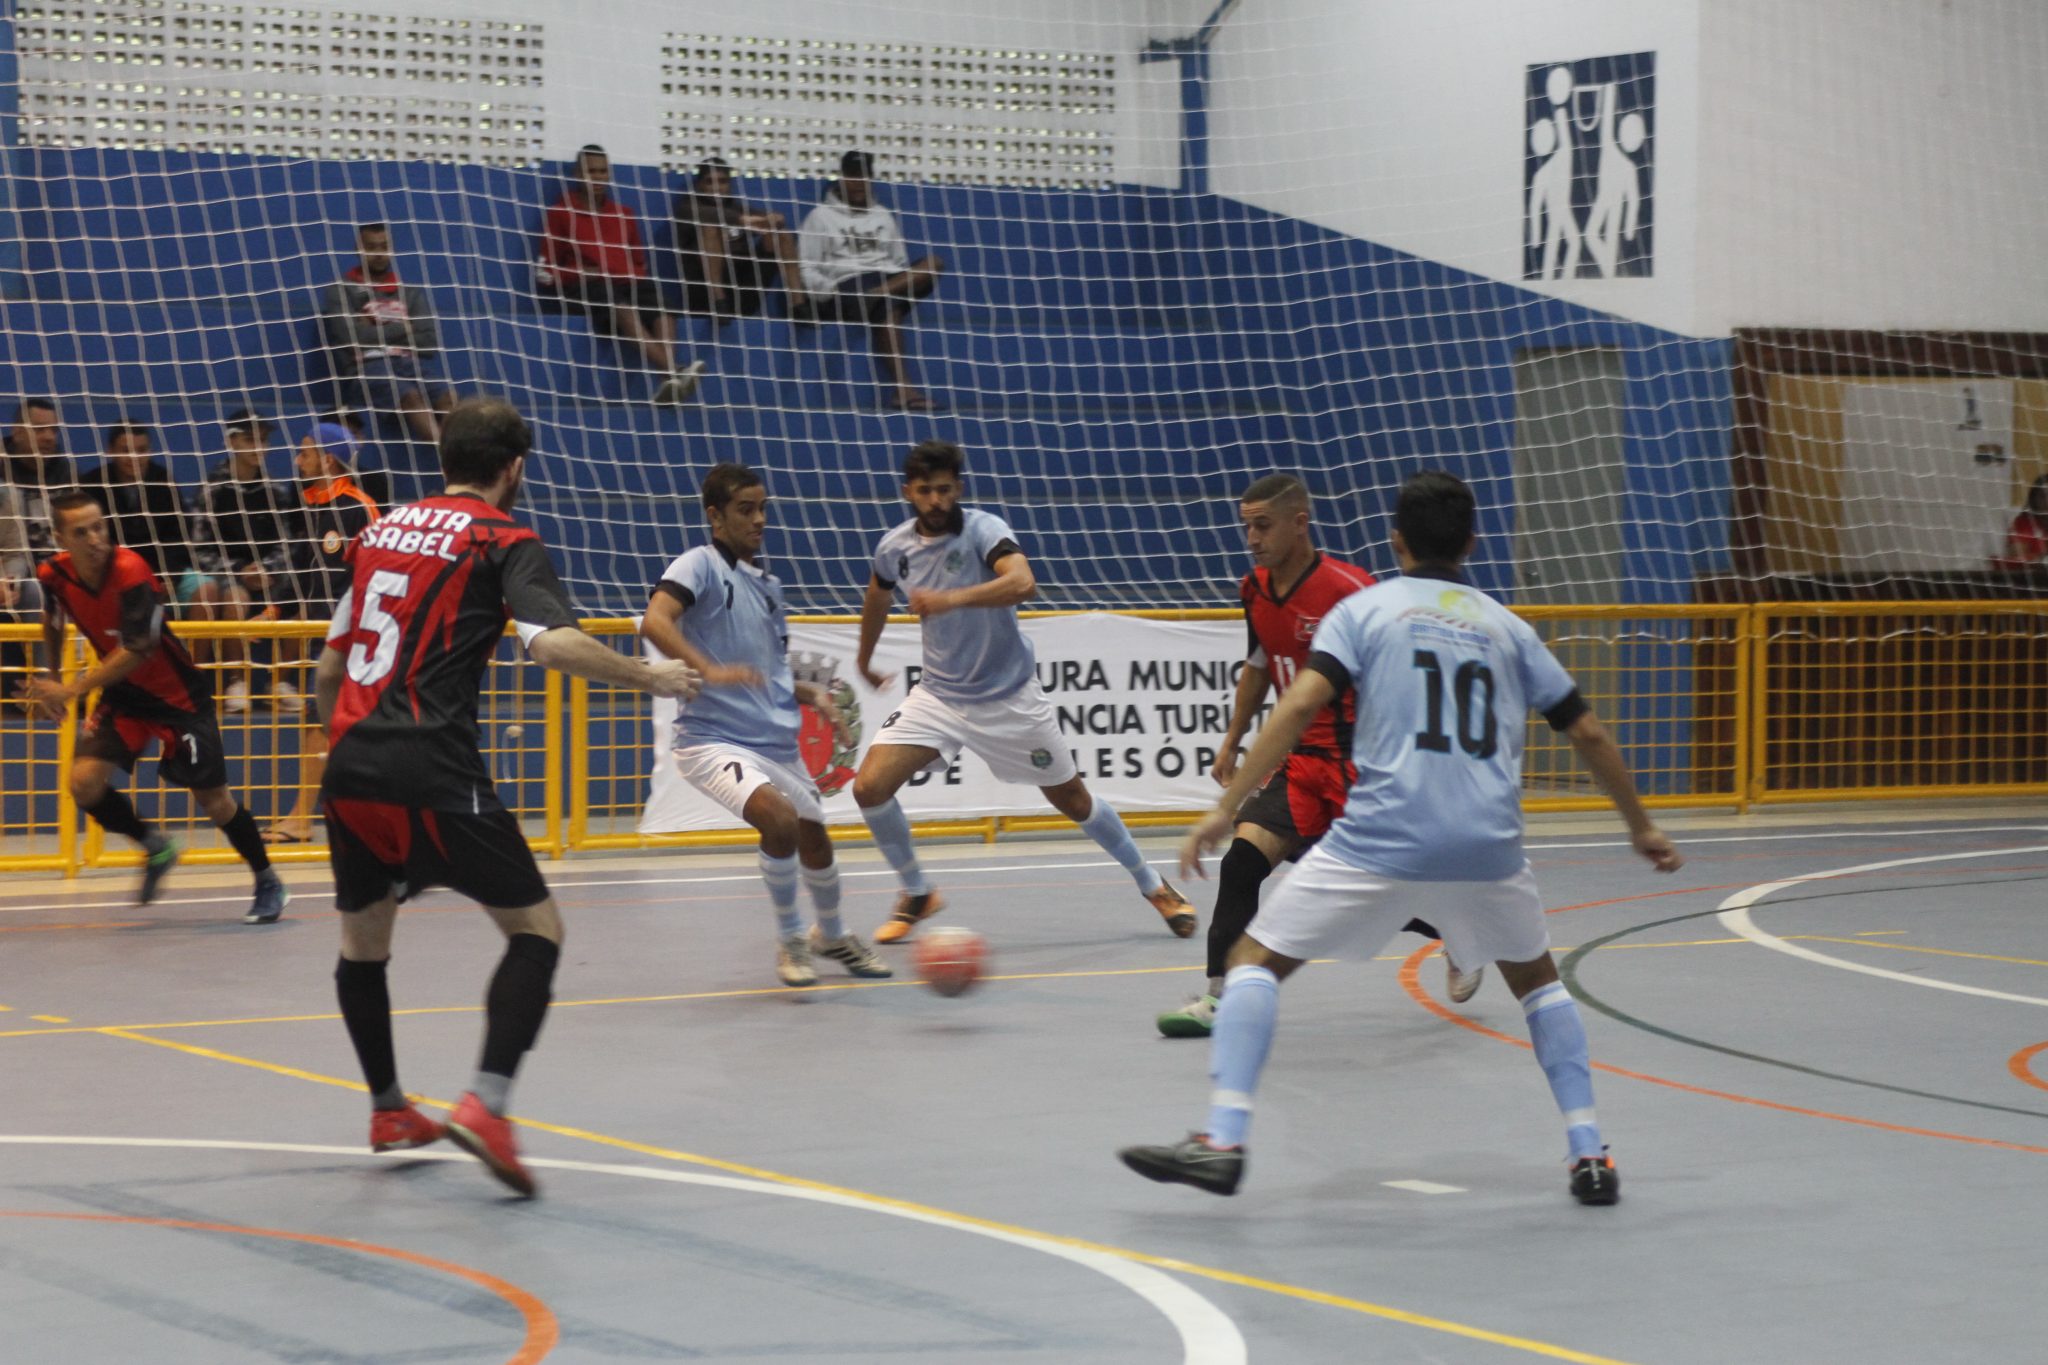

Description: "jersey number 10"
1413 649 1497 759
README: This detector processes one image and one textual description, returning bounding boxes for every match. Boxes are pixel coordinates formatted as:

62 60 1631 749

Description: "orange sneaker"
369 1104 444 1154
1146 882 1198 938
444 1092 537 1197
873 889 945 944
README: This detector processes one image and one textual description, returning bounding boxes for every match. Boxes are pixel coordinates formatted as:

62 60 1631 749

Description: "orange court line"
0 1209 558 1363
2007 1042 2048 1094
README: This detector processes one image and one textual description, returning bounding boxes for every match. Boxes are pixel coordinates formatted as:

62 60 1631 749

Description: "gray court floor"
1 804 2046 1364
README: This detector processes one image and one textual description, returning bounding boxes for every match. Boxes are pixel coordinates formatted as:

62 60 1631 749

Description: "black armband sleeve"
653 579 695 609
984 538 1024 572
1305 649 1352 693
871 570 896 592
1543 689 1591 732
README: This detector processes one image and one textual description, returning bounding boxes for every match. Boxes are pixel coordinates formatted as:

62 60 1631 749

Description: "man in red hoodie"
541 145 705 405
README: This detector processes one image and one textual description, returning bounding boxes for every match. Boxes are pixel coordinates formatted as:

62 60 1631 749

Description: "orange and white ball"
912 926 988 997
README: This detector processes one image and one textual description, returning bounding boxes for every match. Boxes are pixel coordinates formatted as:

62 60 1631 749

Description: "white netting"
2 0 2046 615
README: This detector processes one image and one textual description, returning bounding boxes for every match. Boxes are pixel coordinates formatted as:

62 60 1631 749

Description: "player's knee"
196 787 236 823
851 771 894 809
68 769 107 804
1218 838 1275 894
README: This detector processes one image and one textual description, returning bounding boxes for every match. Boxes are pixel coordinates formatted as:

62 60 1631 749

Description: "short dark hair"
104 420 152 449
12 397 56 423
1241 473 1308 511
1394 471 1477 564
702 462 763 513
694 156 732 183
48 487 101 528
357 221 389 239
577 144 608 167
439 397 531 487
903 439 964 484
224 407 273 437
840 149 875 179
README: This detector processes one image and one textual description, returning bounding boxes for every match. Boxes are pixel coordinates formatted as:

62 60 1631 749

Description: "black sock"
1210 839 1276 982
84 789 151 845
1403 918 1440 939
479 933 561 1086
335 957 402 1107
218 804 273 875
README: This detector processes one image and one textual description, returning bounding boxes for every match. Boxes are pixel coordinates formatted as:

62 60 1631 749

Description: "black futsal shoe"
1119 1134 1245 1196
1570 1150 1621 1206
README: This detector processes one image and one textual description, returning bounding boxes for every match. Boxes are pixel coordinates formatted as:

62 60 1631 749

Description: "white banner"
640 613 1247 833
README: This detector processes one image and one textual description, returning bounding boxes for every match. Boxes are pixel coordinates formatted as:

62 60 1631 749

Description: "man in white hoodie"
797 150 946 411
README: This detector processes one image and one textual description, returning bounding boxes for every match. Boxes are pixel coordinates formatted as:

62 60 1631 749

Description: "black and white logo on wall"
1523 52 1654 281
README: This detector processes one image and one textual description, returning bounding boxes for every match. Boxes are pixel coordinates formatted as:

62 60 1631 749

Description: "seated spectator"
265 422 378 844
188 409 300 710
5 397 82 560
0 480 39 661
91 420 194 586
797 150 946 411
539 144 705 405
317 407 401 510
320 221 456 446
674 156 808 323
1992 473 2048 571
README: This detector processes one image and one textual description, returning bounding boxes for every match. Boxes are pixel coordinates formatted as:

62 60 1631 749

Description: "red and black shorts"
1235 750 1353 850
324 798 550 913
78 704 229 792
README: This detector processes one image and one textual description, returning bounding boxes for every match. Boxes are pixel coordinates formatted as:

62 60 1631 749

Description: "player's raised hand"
1179 806 1234 881
908 587 954 619
1633 825 1683 873
645 659 702 701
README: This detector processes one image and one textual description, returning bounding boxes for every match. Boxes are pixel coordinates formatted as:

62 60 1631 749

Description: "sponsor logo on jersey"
1293 613 1321 642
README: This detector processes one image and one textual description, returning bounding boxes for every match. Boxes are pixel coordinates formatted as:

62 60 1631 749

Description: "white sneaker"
272 679 305 714
776 932 817 987
224 678 251 714
1446 956 1485 1004
654 359 706 405
810 927 893 979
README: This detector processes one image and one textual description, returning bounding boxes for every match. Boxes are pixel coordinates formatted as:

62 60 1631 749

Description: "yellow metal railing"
4 602 2045 875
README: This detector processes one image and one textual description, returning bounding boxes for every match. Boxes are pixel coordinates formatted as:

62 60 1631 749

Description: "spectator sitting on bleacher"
5 397 82 560
92 420 194 587
674 156 809 325
320 221 456 447
796 150 946 412
262 422 378 844
1992 473 2048 571
0 479 39 647
540 144 706 406
189 408 300 711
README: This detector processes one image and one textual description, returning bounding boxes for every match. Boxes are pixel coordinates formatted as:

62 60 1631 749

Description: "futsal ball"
913 926 988 997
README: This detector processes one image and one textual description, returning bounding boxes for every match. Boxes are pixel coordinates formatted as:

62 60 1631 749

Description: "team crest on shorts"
790 651 861 795
1029 747 1053 770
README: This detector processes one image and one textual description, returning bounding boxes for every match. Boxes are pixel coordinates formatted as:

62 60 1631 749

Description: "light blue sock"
803 863 844 940
1204 963 1280 1148
759 851 801 938
1523 981 1603 1160
1078 797 1163 895
859 799 930 895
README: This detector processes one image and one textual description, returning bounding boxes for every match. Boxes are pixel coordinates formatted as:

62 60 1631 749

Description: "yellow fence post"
1747 606 1769 807
1731 606 1754 813
57 626 82 876
544 667 564 858
567 675 590 852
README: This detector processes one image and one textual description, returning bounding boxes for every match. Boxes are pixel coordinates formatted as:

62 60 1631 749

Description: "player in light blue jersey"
1121 471 1682 1204
851 440 1198 944
641 463 890 987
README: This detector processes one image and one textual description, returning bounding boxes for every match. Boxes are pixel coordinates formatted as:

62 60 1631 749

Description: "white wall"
1695 0 2048 332
1204 0 1701 333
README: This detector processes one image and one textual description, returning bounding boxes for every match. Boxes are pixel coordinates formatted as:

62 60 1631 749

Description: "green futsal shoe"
1156 993 1219 1038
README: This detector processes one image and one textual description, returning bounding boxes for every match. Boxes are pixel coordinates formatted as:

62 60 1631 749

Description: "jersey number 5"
346 569 411 686
1412 649 1497 759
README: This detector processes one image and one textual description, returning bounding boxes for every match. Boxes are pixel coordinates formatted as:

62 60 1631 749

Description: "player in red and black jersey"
20 491 287 921
312 397 700 1195
1154 475 1477 1039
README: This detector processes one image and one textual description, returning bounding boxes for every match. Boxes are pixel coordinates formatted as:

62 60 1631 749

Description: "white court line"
0 1135 1247 1365
1381 1180 1465 1195
1716 844 2048 1008
17 823 2048 915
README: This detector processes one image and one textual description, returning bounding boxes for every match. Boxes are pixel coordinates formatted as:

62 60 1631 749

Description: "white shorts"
1248 843 1552 967
673 742 827 824
869 680 1078 786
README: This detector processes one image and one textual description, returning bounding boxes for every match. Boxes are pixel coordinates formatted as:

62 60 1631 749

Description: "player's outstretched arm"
1180 669 1334 879
22 639 154 720
528 626 701 700
640 590 761 688
1212 660 1271 786
910 551 1035 618
855 573 895 689
1564 709 1683 872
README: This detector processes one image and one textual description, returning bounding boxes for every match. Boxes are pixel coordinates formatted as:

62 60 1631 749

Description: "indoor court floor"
1 803 2044 1363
